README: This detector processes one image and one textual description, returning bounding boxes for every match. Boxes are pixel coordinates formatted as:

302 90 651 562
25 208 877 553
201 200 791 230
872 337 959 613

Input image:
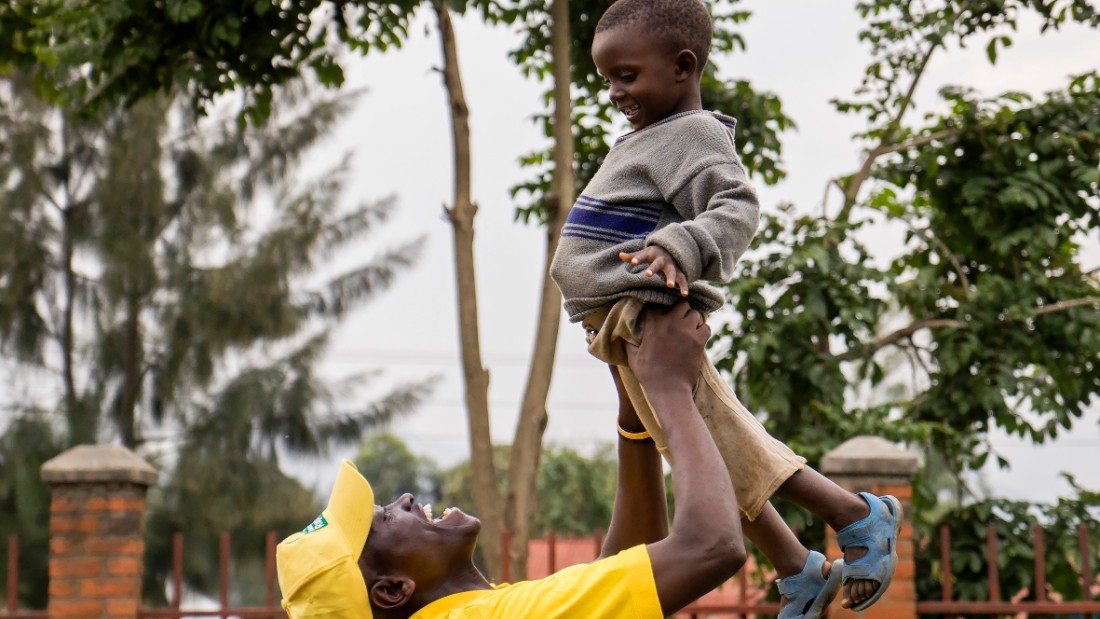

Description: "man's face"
592 25 692 131
359 494 481 585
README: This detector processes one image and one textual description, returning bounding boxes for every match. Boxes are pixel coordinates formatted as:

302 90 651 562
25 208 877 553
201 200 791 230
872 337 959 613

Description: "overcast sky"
298 1 1100 504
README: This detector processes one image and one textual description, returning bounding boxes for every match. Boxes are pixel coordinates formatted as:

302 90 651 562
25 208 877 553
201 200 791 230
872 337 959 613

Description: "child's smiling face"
592 25 698 131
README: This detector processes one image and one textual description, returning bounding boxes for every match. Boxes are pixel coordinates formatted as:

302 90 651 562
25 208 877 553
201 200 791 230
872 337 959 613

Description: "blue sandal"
837 493 902 611
777 551 843 619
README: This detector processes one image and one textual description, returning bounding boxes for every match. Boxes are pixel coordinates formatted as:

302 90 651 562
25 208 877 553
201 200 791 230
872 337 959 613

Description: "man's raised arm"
630 304 746 616
599 365 668 558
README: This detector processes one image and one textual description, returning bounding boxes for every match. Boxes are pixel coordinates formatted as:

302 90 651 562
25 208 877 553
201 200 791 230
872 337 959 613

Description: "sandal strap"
776 550 827 598
835 492 886 550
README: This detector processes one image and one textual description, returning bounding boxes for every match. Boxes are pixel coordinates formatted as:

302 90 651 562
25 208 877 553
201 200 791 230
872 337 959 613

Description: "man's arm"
599 366 668 559
630 304 746 617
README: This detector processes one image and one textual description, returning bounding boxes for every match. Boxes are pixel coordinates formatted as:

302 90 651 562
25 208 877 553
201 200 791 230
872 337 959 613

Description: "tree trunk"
116 294 142 448
503 0 574 581
60 204 87 445
433 0 505 581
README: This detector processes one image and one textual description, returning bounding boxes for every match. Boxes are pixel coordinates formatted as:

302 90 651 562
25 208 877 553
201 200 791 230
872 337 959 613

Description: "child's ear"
675 49 698 81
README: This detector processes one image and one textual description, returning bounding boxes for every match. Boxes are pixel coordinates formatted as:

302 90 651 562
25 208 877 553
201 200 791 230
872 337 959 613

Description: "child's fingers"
622 248 688 296
662 266 688 297
620 248 658 264
674 272 689 297
646 255 672 279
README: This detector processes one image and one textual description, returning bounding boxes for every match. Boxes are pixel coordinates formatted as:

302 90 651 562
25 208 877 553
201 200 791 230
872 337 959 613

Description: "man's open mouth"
420 503 463 526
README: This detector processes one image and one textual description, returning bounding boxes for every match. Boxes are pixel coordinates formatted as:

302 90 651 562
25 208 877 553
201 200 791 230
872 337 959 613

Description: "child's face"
592 25 696 131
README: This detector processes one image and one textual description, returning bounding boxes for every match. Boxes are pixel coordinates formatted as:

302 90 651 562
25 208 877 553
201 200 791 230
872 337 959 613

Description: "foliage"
0 415 59 609
434 442 625 537
531 445 618 537
142 452 321 605
0 70 430 604
7 0 1098 602
354 432 443 505
915 475 1100 603
711 0 1099 589
5 0 426 124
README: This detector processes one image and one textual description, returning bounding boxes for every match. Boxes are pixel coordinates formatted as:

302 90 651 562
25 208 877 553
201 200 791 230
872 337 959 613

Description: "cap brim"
326 460 374 553
277 460 375 618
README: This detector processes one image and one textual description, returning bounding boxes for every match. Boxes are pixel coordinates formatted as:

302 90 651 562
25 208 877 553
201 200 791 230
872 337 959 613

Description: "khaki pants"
583 297 805 520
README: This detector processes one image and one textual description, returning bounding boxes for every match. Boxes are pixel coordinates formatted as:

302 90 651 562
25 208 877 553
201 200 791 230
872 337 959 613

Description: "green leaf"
164 0 202 23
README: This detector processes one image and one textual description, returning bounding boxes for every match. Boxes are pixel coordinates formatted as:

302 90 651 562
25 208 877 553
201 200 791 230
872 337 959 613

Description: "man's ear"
675 49 698 81
370 577 416 610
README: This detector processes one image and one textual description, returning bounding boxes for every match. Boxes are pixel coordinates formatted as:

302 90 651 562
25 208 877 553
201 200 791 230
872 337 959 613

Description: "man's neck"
396 565 492 619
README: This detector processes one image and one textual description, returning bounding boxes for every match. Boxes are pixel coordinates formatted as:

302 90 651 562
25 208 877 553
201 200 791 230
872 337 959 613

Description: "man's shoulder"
411 546 660 618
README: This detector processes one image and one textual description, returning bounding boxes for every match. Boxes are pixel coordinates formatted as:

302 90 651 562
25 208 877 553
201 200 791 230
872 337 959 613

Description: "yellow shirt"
411 545 662 618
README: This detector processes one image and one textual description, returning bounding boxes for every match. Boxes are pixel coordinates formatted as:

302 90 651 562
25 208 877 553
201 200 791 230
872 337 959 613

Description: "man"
276 303 746 617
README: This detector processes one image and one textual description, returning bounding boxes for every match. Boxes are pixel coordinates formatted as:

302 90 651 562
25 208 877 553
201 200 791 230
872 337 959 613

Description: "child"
548 1 902 616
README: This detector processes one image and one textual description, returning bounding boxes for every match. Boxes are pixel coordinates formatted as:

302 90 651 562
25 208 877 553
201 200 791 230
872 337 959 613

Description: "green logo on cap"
302 514 328 534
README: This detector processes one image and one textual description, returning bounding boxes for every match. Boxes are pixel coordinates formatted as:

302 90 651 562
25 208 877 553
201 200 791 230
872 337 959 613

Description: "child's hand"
619 246 689 297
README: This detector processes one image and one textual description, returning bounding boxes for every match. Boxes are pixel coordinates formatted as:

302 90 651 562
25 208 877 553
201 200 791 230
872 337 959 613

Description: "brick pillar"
41 445 158 619
820 436 920 619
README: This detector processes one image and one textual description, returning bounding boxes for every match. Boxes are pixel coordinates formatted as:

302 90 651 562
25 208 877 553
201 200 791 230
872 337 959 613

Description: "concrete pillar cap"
41 444 158 486
820 435 921 476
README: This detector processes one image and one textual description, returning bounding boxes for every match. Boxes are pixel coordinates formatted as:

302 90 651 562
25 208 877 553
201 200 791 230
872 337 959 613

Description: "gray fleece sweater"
550 110 760 322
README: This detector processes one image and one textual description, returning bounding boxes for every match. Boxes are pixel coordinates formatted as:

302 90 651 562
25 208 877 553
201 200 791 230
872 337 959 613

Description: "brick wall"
41 445 157 619
820 436 920 619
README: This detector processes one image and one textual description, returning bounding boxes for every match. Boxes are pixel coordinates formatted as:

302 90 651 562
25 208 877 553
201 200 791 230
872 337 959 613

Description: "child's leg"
695 357 900 611
775 468 900 610
699 358 897 611
742 501 811 577
746 502 842 619
586 299 896 610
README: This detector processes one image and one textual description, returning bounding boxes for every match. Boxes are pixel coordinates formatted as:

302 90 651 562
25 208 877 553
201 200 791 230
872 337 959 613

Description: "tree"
436 443 621 541
353 432 443 504
712 0 1100 576
0 416 60 609
0 68 430 604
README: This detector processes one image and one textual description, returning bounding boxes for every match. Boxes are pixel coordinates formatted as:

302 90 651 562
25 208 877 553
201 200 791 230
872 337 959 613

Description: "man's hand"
625 303 709 395
620 246 689 297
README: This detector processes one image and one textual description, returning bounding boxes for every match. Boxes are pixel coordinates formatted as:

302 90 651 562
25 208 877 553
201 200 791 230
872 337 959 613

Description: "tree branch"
906 219 971 292
878 127 966 157
840 296 1100 361
844 318 968 361
837 1 970 219
1033 297 1100 316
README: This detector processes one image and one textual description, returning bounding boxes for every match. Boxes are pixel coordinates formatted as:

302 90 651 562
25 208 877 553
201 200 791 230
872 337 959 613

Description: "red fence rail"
1 535 46 619
7 523 1100 617
137 532 286 619
917 522 1100 616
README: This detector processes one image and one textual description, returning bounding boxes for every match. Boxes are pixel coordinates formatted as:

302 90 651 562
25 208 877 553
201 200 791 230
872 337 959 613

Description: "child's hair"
595 0 714 69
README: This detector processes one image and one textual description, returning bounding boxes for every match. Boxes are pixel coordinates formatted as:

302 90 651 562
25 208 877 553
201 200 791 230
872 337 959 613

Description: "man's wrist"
617 424 653 443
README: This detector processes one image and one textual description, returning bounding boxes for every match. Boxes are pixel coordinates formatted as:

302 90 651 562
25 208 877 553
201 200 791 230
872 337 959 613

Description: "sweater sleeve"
644 128 760 284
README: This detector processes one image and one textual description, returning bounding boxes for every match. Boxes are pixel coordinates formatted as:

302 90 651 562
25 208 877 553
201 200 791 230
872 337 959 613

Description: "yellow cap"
276 460 374 618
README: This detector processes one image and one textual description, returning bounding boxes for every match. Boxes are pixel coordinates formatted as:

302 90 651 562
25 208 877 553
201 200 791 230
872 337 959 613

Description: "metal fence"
917 523 1100 617
137 532 286 619
3 536 46 619
5 525 1100 618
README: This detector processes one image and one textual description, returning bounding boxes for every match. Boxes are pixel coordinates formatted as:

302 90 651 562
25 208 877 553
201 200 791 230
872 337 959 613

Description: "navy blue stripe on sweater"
562 195 660 243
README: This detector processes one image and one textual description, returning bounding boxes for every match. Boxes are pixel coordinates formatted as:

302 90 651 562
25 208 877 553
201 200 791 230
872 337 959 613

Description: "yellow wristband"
617 425 653 442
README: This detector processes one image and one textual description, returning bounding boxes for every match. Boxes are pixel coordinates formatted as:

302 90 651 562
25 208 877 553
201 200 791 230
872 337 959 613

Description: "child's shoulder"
617 110 737 148
674 110 737 137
